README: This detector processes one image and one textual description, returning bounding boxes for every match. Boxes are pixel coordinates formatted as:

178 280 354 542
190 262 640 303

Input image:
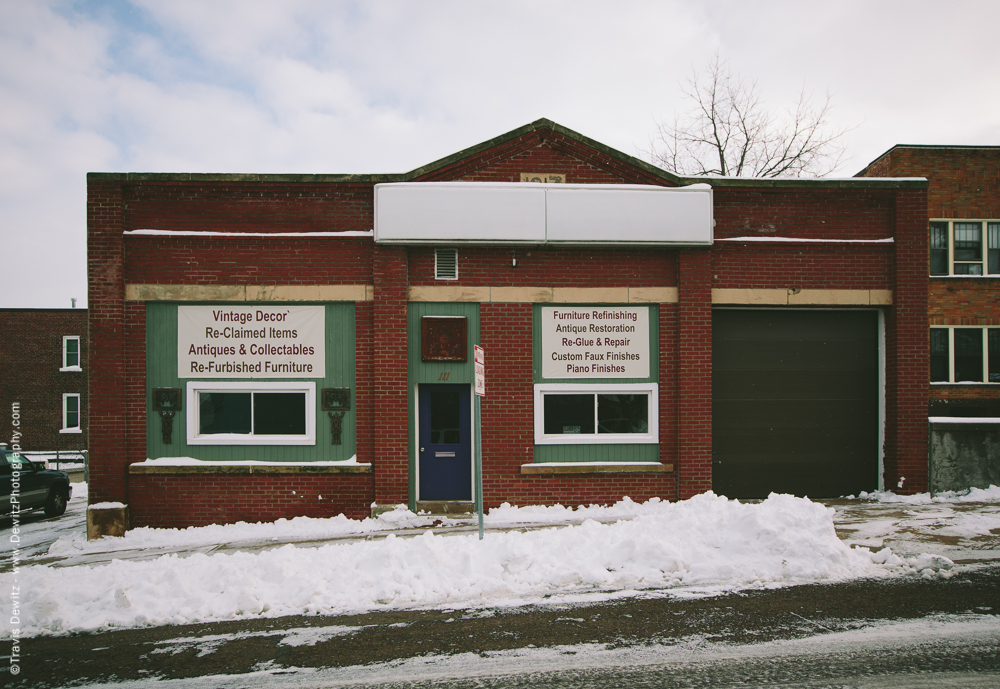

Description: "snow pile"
11 493 926 637
854 485 1000 504
48 504 433 556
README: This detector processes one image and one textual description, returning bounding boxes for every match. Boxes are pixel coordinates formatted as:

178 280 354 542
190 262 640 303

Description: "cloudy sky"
3 0 999 308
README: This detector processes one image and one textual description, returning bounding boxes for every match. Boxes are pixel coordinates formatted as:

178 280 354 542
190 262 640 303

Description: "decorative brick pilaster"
87 175 128 505
372 245 410 507
889 188 930 493
678 249 713 498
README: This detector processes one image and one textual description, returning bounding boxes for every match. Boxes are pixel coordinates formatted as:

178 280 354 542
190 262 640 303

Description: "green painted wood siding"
146 302 357 462
532 304 659 463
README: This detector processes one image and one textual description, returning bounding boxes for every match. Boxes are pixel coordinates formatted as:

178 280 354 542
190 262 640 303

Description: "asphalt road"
6 564 999 688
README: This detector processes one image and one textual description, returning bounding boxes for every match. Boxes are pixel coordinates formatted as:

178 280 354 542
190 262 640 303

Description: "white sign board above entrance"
374 182 713 246
178 305 325 378
541 306 650 379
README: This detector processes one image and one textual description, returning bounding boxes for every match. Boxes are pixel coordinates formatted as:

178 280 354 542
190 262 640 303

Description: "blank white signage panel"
375 183 546 243
546 185 712 244
374 182 713 246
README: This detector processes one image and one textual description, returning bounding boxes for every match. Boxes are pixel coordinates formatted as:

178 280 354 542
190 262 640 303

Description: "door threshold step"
416 501 474 516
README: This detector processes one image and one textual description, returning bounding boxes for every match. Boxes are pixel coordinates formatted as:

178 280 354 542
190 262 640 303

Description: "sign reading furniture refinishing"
178 306 325 378
541 306 650 379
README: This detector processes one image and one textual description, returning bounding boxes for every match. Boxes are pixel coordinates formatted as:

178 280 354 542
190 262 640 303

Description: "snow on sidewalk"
8 492 961 638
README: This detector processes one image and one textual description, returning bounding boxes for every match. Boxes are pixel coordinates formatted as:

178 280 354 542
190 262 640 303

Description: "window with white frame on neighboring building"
930 327 1000 383
62 335 81 370
930 221 1000 275
61 393 82 432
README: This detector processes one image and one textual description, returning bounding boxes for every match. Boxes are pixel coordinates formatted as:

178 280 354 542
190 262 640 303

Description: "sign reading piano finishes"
178 305 325 378
541 306 649 379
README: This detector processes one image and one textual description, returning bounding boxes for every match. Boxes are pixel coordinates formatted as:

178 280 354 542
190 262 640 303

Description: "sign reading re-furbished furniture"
178 305 325 378
541 306 649 379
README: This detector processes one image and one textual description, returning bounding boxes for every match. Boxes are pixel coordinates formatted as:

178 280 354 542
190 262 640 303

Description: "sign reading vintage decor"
541 306 649 379
178 305 325 378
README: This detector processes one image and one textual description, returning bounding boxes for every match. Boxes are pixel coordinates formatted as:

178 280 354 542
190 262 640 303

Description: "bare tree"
646 55 853 178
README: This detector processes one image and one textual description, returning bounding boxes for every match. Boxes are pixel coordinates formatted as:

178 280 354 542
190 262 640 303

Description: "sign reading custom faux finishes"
541 306 649 379
178 306 325 378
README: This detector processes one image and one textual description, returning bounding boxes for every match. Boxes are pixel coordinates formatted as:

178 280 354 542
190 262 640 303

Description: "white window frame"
186 381 316 445
930 326 1000 384
929 219 1000 276
61 393 82 433
533 383 659 445
61 335 82 371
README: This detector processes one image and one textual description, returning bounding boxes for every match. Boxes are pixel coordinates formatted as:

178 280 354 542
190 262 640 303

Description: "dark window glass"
954 329 984 382
930 222 949 275
930 329 950 382
254 393 306 435
65 338 80 367
954 262 984 275
988 223 1000 275
199 392 252 434
429 391 462 444
989 329 1000 383
65 395 80 428
544 394 595 435
953 222 982 261
597 394 649 433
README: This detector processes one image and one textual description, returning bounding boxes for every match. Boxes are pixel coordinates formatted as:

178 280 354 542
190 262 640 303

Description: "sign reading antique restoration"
541 306 649 379
178 305 325 378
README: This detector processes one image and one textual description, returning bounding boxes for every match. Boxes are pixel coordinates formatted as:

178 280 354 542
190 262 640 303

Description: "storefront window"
187 381 315 445
534 384 658 445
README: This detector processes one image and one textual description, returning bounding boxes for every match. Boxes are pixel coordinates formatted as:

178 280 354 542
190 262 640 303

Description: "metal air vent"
435 248 458 280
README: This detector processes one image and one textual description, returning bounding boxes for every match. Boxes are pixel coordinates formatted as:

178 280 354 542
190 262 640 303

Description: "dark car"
0 446 72 518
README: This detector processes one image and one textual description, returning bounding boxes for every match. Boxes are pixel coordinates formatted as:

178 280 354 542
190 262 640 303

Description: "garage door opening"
712 310 880 499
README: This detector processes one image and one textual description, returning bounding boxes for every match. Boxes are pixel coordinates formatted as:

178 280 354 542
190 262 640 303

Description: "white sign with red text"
474 345 485 396
178 305 325 378
541 306 649 379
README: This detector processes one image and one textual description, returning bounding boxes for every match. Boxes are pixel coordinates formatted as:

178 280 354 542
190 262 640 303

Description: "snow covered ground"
5 485 998 639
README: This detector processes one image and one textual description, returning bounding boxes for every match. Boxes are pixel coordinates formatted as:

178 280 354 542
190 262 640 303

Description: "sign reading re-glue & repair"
541 306 649 379
178 305 325 378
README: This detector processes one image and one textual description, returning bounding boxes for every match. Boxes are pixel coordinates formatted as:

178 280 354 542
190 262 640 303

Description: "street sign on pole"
473 345 484 539
474 345 485 397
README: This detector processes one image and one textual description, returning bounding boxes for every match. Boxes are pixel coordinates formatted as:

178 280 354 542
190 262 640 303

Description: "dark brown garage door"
712 310 879 499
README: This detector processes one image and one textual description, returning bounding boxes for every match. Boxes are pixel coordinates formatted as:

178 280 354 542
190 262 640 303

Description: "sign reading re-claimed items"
178 306 325 378
541 306 649 379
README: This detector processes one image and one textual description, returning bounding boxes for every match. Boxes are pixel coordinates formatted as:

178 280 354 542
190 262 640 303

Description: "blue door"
418 384 472 501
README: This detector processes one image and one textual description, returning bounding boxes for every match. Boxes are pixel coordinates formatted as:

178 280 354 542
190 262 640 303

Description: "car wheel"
44 487 68 517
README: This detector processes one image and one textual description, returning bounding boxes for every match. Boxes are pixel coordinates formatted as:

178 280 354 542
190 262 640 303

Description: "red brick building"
0 308 88 453
858 145 1000 416
88 119 929 530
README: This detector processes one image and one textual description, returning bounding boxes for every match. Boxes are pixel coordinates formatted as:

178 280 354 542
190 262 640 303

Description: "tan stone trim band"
520 462 673 475
408 286 679 303
125 284 374 302
711 288 893 306
130 463 372 475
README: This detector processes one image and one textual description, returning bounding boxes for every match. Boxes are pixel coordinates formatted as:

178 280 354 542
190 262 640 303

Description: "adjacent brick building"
88 119 929 530
858 145 1000 416
0 308 88 453
858 146 1000 492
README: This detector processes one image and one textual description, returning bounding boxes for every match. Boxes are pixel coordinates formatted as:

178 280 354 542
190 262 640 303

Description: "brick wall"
0 309 88 452
88 176 128 505
123 180 375 234
373 245 410 507
125 236 373 285
860 147 1000 219
677 250 714 498
408 245 677 288
128 472 374 528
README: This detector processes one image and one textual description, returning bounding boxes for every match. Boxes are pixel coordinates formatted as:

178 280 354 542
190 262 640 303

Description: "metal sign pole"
473 345 485 540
